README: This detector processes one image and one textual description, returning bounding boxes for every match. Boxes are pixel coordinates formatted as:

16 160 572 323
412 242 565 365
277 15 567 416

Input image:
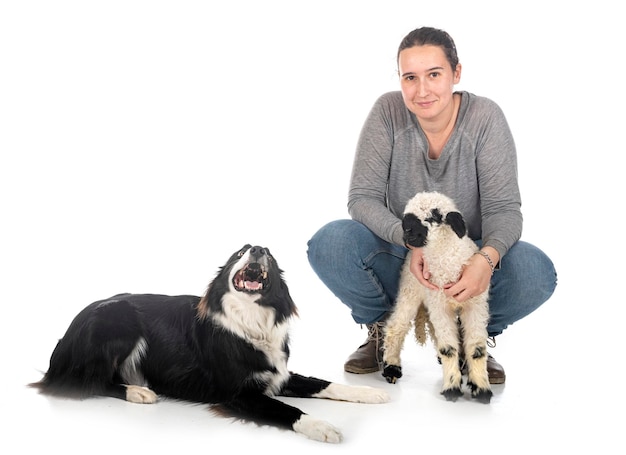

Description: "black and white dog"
30 244 389 443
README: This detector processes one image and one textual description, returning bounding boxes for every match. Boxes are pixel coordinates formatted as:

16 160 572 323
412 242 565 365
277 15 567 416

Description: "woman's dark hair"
397 27 459 70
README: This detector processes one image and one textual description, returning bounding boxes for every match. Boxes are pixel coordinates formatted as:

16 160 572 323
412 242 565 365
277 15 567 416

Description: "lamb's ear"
445 211 466 238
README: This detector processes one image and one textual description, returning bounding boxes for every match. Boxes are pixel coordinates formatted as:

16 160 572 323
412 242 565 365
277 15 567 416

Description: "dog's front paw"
293 414 342 443
352 386 390 403
382 364 402 384
313 383 390 403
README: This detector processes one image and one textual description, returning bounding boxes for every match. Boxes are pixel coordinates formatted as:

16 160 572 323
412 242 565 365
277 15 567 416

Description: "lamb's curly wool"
382 191 492 403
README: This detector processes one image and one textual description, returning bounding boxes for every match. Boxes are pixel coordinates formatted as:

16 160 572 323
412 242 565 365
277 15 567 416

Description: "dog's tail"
413 304 435 346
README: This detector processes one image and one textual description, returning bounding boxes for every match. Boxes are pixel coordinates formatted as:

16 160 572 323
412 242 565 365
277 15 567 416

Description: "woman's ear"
453 63 462 84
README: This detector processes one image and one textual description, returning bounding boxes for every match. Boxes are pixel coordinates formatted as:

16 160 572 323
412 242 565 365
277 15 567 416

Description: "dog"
30 244 390 443
382 192 492 403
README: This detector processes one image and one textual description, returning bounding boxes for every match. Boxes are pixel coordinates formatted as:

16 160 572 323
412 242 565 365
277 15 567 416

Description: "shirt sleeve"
473 99 522 260
347 93 405 246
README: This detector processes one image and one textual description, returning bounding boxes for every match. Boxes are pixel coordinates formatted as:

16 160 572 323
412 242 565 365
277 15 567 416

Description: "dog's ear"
445 211 466 238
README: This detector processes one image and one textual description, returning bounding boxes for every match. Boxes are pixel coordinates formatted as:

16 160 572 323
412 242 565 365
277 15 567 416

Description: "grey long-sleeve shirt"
348 90 522 261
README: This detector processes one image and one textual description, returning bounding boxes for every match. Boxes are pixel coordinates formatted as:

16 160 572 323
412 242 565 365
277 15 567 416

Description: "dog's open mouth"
233 263 268 293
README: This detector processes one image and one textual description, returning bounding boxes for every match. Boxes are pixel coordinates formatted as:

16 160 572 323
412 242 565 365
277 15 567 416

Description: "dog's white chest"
213 292 291 388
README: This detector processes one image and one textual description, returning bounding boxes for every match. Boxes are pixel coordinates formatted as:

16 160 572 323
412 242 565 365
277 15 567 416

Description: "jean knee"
487 241 557 336
308 220 348 268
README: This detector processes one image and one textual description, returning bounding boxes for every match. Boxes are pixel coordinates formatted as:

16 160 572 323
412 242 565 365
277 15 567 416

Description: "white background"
1 1 623 453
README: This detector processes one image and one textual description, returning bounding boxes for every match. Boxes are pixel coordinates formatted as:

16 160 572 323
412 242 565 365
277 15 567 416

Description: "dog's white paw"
125 385 158 404
315 383 391 404
292 414 342 443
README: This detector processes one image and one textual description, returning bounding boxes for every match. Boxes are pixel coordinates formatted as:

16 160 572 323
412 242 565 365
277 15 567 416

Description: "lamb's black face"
402 213 429 248
231 244 273 294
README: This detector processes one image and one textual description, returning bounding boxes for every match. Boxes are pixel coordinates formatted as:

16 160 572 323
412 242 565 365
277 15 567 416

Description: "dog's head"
197 244 297 323
229 245 272 294
402 192 467 248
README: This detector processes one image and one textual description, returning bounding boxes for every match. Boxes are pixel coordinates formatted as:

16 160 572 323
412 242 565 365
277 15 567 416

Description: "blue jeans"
307 219 557 337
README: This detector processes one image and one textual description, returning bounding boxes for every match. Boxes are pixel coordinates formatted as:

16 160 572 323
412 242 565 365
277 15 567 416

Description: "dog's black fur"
30 244 389 443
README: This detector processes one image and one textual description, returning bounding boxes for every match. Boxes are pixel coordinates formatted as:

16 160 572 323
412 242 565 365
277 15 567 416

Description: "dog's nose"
248 246 268 260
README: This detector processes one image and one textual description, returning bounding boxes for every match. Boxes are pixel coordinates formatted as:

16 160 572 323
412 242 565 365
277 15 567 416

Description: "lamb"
382 191 492 403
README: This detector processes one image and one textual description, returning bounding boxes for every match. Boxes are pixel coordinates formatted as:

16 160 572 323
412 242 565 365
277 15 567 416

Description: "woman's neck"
421 93 460 159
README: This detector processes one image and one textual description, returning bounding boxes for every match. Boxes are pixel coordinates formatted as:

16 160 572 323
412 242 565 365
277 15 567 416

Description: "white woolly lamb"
382 191 492 403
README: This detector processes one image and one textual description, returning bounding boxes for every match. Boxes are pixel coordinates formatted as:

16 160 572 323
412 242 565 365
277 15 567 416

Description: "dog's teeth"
244 281 262 291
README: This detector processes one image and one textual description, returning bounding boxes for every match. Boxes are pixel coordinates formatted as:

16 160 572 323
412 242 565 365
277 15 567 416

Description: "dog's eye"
238 244 252 257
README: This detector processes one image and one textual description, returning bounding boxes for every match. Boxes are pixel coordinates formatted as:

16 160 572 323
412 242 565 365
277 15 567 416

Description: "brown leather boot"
344 321 385 374
487 354 506 384
485 337 506 384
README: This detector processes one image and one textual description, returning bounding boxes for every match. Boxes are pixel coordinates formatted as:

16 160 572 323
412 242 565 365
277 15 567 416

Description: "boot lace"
366 321 385 342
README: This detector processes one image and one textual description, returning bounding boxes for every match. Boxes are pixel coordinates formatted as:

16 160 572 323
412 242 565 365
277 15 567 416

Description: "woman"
307 26 557 384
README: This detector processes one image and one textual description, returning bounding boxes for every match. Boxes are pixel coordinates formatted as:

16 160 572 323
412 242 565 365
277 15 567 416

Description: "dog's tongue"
244 280 262 290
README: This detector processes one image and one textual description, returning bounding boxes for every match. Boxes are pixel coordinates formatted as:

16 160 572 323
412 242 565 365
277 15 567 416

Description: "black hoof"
382 364 402 384
441 387 463 401
472 388 493 404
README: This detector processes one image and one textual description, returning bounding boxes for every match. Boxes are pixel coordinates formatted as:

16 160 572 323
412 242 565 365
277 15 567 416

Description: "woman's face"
398 45 461 122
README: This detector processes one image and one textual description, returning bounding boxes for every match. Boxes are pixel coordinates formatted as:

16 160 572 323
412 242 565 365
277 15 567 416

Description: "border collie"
30 244 389 443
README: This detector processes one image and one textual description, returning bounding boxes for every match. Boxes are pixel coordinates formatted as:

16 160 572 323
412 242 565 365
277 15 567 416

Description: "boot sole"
344 364 381 374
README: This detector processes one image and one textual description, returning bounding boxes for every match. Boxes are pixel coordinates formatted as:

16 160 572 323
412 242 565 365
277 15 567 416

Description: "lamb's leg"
429 300 463 401
382 284 420 384
461 297 492 403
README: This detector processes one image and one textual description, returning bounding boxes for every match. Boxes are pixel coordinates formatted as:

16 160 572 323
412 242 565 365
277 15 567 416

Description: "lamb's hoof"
382 364 402 384
467 380 493 403
441 387 463 402
472 388 493 404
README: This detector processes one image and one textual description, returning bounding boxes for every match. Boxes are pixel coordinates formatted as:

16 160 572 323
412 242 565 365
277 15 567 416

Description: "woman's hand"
408 247 439 291
443 247 498 302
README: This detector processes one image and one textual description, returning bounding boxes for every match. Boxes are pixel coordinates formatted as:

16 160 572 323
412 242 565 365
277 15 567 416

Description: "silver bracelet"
475 251 495 274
